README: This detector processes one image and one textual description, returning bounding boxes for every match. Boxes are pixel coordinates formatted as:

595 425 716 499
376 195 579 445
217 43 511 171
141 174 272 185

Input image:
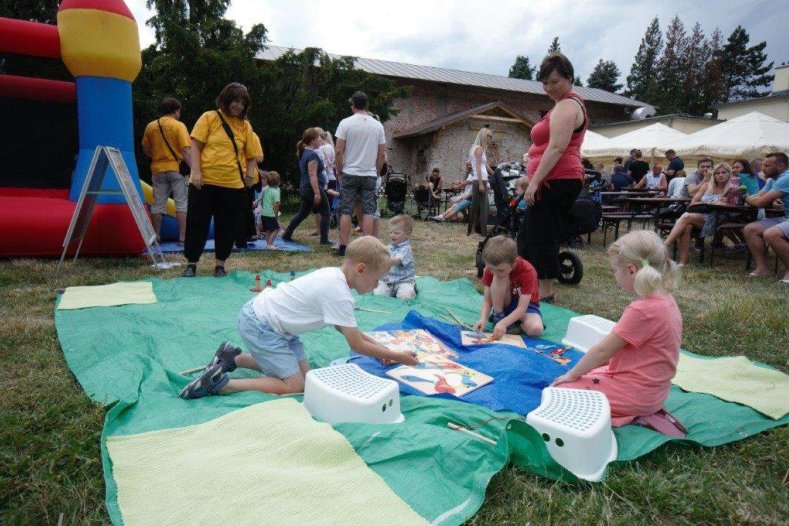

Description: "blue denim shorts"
490 298 542 320
237 300 306 379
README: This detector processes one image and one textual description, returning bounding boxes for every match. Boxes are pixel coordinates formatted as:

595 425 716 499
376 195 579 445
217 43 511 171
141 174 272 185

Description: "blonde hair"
607 230 679 297
472 126 493 148
389 214 414 235
318 129 334 147
265 170 280 187
706 162 733 197
482 236 517 266
345 236 392 272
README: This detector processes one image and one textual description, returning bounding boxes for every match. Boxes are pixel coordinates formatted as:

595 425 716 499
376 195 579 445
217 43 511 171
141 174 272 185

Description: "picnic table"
625 197 691 231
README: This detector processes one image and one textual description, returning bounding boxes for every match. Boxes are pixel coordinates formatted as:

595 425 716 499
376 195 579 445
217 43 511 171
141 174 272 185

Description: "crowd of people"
142 53 786 427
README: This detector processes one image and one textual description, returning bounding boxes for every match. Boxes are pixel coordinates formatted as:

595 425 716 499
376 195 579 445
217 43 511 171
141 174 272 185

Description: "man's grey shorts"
237 300 306 379
151 171 188 213
339 173 378 215
760 216 789 239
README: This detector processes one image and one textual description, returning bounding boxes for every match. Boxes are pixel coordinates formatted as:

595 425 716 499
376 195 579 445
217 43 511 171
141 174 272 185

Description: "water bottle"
728 175 740 205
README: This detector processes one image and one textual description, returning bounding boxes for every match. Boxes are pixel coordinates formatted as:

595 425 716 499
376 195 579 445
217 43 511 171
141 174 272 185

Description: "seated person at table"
431 175 473 222
663 162 733 266
611 164 634 191
732 159 760 197
744 152 789 282
180 236 418 398
553 230 681 426
374 215 417 299
678 158 713 200
426 167 442 203
473 236 543 338
635 164 667 191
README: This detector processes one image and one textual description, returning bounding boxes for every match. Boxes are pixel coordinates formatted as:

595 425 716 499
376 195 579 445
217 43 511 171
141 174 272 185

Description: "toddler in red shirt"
474 236 543 338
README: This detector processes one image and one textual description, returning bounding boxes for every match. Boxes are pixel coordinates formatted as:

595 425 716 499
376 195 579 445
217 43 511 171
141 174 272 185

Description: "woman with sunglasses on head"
182 83 263 278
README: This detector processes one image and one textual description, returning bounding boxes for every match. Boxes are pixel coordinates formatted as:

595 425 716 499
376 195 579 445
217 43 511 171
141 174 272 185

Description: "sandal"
208 341 242 373
179 364 229 399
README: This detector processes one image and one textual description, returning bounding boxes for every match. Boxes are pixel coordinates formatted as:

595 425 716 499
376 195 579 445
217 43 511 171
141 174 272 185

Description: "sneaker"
179 364 229 399
281 235 294 243
214 266 227 278
335 245 346 257
182 264 196 278
208 341 241 373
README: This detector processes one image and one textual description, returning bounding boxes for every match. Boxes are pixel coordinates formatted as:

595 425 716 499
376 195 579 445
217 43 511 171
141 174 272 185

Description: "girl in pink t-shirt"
552 230 683 426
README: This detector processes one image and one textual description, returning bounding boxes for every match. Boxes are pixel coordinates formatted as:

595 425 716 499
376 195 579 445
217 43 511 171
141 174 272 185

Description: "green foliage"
625 17 663 103
0 0 70 80
717 25 774 102
655 15 687 114
508 55 535 80
257 48 409 187
547 36 561 54
586 60 622 93
133 1 408 187
573 75 583 87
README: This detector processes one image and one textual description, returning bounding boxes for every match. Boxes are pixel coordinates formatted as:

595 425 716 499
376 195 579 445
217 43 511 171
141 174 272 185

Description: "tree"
135 1 408 186
655 15 687 114
586 59 622 93
508 55 535 80
717 25 774 101
625 17 663 103
547 37 561 54
0 0 70 80
574 76 583 87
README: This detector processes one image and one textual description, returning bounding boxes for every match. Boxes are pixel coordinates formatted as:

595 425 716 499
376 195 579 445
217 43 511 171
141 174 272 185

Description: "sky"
126 0 788 86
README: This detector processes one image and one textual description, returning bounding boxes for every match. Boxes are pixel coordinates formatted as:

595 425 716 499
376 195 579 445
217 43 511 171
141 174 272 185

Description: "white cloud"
126 0 787 86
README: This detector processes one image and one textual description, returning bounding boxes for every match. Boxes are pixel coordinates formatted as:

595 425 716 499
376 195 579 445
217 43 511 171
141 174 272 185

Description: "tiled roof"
394 101 532 139
257 45 651 109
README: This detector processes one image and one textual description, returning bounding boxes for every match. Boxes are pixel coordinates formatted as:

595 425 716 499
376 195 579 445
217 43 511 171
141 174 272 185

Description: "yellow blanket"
107 399 427 526
673 354 789 419
57 282 157 310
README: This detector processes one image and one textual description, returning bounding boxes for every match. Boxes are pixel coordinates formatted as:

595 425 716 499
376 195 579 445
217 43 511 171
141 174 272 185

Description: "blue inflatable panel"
69 76 141 203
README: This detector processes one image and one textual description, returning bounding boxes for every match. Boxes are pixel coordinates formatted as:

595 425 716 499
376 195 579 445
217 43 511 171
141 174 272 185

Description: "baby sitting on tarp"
552 230 684 428
180 236 418 399
374 215 417 300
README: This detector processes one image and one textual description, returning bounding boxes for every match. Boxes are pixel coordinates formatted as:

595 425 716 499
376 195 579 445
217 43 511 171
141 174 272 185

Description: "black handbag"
215 110 250 188
157 118 190 176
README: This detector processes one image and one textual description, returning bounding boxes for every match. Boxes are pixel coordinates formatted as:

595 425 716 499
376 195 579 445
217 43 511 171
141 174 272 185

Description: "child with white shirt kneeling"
179 236 418 399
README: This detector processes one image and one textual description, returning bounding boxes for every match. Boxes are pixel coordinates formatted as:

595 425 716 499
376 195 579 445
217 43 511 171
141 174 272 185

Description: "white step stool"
303 364 404 425
562 315 616 353
526 388 617 481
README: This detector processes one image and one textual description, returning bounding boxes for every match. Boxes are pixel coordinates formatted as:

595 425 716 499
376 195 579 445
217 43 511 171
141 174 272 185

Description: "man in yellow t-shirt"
142 97 191 243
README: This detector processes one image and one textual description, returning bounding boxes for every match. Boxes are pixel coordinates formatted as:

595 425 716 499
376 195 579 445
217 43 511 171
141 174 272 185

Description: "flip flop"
779 279 789 285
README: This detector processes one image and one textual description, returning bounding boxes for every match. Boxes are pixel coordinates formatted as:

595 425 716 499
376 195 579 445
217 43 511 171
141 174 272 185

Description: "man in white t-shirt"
334 91 386 256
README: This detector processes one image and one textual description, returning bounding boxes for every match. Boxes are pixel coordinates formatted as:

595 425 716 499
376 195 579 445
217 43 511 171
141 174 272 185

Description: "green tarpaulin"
55 272 788 525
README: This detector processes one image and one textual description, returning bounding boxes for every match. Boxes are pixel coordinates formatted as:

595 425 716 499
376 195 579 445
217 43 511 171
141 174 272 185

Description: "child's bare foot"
267 245 278 250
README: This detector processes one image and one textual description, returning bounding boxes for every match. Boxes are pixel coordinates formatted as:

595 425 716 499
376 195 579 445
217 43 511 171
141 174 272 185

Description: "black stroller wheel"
568 236 584 249
557 250 583 285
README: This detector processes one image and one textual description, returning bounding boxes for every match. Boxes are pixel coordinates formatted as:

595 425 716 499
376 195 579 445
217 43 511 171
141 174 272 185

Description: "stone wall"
384 80 628 185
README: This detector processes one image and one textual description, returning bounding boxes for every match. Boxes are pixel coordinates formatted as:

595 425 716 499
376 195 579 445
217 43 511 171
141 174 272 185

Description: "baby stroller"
384 172 408 215
476 194 599 286
412 184 435 220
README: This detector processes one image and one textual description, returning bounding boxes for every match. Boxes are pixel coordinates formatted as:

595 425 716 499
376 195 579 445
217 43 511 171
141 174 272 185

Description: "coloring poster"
386 360 493 397
460 330 527 349
366 329 458 361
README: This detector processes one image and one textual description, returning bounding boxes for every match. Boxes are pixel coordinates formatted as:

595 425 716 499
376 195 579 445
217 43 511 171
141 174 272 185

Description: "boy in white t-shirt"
180 236 418 398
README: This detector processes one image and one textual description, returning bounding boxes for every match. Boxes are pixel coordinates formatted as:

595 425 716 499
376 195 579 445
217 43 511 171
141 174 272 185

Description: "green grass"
1 216 787 525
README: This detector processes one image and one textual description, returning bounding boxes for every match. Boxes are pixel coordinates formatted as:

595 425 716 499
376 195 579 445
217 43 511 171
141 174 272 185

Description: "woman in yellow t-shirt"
183 83 263 278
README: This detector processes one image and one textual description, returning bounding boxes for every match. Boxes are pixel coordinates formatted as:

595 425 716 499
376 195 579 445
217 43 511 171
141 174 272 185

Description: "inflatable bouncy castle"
0 0 147 257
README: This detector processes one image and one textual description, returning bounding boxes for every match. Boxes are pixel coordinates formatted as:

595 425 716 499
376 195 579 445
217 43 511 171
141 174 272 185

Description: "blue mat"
352 310 584 415
156 237 312 254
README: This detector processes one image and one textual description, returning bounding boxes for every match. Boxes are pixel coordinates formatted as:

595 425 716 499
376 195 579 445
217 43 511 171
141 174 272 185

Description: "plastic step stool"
303 364 404 425
526 387 617 481
562 314 616 353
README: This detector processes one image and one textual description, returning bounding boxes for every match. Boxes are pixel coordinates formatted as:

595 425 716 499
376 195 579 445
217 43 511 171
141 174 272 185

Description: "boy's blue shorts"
237 300 306 379
490 298 542 320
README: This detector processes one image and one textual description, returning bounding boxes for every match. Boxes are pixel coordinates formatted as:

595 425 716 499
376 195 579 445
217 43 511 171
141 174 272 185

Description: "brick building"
258 46 651 185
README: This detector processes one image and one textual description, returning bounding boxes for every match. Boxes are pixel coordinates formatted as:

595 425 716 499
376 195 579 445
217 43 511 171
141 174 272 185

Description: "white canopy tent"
655 112 789 159
580 130 611 152
582 123 686 159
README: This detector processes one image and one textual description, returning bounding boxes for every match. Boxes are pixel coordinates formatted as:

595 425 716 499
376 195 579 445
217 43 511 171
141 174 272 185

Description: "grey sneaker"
208 341 241 373
179 364 229 399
